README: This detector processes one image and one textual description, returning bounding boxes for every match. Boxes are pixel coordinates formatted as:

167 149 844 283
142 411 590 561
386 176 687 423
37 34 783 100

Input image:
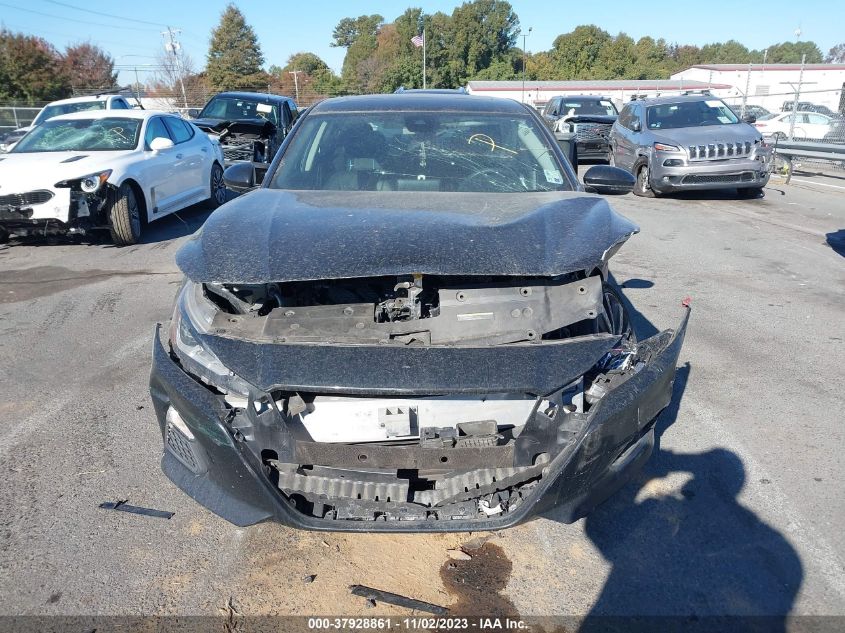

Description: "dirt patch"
440 541 517 620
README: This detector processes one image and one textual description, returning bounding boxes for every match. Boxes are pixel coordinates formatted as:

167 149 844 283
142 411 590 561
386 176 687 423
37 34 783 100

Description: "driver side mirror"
223 163 257 193
631 120 642 132
742 114 757 124
583 165 636 195
148 137 174 152
186 108 200 119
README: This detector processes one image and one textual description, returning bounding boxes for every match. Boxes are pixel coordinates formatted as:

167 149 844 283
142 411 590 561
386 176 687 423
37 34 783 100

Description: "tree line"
2 1 843 106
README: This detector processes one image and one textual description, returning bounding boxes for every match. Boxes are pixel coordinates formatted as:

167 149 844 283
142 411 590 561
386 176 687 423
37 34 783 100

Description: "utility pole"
288 70 303 102
422 28 426 90
521 27 532 104
787 54 807 140
741 62 752 119
161 26 188 109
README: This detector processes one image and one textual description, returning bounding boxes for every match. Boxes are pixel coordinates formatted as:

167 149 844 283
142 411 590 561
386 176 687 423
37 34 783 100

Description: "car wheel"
208 163 226 209
737 186 764 199
599 282 636 342
633 160 656 198
108 183 142 246
773 132 786 141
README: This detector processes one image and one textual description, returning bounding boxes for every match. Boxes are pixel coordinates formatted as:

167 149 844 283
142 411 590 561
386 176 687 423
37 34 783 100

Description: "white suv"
0 94 136 152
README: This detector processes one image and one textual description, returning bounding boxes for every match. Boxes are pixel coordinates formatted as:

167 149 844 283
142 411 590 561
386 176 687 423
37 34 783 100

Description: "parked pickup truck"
541 95 618 162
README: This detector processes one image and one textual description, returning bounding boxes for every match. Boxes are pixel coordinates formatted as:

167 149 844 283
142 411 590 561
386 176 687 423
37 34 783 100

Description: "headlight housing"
169 282 251 396
55 169 112 192
653 143 681 152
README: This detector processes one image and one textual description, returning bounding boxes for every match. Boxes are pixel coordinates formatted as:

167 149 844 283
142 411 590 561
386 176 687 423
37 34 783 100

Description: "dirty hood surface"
177 190 639 283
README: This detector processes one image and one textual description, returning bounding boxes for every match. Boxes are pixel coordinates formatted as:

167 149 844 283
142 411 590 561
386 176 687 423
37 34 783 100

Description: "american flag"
411 34 425 48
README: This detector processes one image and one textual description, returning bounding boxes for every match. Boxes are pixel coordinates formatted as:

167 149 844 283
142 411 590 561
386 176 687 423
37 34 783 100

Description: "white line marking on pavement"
791 178 845 191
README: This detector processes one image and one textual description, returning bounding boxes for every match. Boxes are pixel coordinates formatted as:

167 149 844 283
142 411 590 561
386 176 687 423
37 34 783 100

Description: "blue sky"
1 0 842 85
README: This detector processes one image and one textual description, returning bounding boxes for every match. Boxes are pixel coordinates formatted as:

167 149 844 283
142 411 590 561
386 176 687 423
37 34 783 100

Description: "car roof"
633 94 725 106
213 91 293 102
45 94 124 106
311 93 528 114
47 109 175 122
552 95 608 101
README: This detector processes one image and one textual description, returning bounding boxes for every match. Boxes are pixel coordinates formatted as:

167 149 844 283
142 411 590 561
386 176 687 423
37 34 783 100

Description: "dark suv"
542 96 618 161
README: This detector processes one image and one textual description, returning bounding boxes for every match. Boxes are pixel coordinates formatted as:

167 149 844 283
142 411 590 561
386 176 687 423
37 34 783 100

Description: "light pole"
521 27 532 105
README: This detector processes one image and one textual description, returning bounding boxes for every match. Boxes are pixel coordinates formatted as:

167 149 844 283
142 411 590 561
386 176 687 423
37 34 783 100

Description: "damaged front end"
194 119 278 165
150 270 688 530
0 170 115 239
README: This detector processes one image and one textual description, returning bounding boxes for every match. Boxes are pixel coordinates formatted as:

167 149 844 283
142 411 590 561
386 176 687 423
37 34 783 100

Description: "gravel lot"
1 172 843 624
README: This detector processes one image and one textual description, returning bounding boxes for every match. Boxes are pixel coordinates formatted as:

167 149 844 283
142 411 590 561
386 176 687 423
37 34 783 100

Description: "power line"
41 0 168 27
0 2 158 31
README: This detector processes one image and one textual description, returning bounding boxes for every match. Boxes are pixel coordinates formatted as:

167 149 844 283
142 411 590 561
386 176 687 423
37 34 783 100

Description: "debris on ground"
446 549 472 561
349 585 448 615
98 500 174 519
303 574 317 583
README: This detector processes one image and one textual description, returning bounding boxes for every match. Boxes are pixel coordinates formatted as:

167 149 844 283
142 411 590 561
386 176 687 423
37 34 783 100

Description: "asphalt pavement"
0 172 843 625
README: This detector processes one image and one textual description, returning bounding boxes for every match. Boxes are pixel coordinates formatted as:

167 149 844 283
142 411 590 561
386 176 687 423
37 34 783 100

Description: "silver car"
609 94 771 198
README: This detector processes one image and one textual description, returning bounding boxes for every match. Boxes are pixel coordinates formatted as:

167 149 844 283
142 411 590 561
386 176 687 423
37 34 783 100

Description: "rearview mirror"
583 165 636 195
187 108 200 118
149 137 174 152
223 163 256 193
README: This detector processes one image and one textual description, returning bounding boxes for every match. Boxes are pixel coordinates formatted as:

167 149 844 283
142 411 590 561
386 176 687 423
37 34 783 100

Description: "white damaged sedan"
0 110 226 245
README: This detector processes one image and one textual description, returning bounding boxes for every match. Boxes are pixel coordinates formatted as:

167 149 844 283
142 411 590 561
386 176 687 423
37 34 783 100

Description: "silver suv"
609 94 771 198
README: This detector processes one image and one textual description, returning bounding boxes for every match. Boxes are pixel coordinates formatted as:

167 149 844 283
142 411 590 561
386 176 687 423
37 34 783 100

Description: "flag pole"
422 28 427 89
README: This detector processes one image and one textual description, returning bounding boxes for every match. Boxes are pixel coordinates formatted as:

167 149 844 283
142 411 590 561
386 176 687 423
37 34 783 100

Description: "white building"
465 79 733 111
670 64 845 113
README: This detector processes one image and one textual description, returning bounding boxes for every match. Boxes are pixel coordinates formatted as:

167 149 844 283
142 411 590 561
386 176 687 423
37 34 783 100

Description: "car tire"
108 183 142 246
633 160 656 198
207 162 226 209
737 186 764 199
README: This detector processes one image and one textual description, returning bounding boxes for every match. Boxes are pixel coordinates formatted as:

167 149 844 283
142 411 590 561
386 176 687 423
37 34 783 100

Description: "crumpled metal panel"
176 190 638 284
196 329 619 395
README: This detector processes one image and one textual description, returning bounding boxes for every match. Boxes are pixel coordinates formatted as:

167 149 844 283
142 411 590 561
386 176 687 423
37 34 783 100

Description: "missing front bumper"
149 307 689 531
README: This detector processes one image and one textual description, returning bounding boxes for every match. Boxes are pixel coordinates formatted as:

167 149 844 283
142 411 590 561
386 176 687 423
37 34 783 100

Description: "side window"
163 117 194 144
144 117 172 148
808 113 827 125
289 101 299 121
629 105 642 131
111 99 129 110
551 98 561 116
618 105 632 129
282 102 293 128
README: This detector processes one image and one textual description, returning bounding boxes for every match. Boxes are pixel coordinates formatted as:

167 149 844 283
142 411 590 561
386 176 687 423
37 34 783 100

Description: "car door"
139 116 181 215
542 98 560 130
162 116 206 206
613 104 638 171
806 113 831 139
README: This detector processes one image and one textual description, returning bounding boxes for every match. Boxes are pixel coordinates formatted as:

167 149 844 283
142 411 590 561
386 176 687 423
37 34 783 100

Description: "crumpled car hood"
176 190 639 283
192 117 276 136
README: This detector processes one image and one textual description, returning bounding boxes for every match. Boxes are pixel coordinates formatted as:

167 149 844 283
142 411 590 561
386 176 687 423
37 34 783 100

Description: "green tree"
766 41 823 63
447 0 519 85
551 25 612 79
206 4 267 91
0 29 70 102
332 14 384 92
63 42 117 90
282 52 329 75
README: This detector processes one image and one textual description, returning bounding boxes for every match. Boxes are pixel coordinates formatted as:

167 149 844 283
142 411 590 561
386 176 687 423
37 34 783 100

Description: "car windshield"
270 112 569 193
12 118 142 153
647 99 739 130
559 100 617 116
199 96 279 126
32 101 107 126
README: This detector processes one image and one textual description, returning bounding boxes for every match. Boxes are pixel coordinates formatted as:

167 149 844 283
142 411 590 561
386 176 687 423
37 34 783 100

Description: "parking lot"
0 171 843 626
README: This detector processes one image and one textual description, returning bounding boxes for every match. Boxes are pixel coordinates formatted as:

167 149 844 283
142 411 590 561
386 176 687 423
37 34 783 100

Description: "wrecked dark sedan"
189 91 298 175
149 93 689 531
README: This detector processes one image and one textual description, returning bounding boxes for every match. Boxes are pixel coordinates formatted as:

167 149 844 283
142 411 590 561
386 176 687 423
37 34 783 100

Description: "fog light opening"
166 406 194 440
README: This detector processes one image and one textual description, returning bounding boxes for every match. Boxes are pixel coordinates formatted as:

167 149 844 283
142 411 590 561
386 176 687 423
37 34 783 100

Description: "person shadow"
577 363 803 633
568 275 803 632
